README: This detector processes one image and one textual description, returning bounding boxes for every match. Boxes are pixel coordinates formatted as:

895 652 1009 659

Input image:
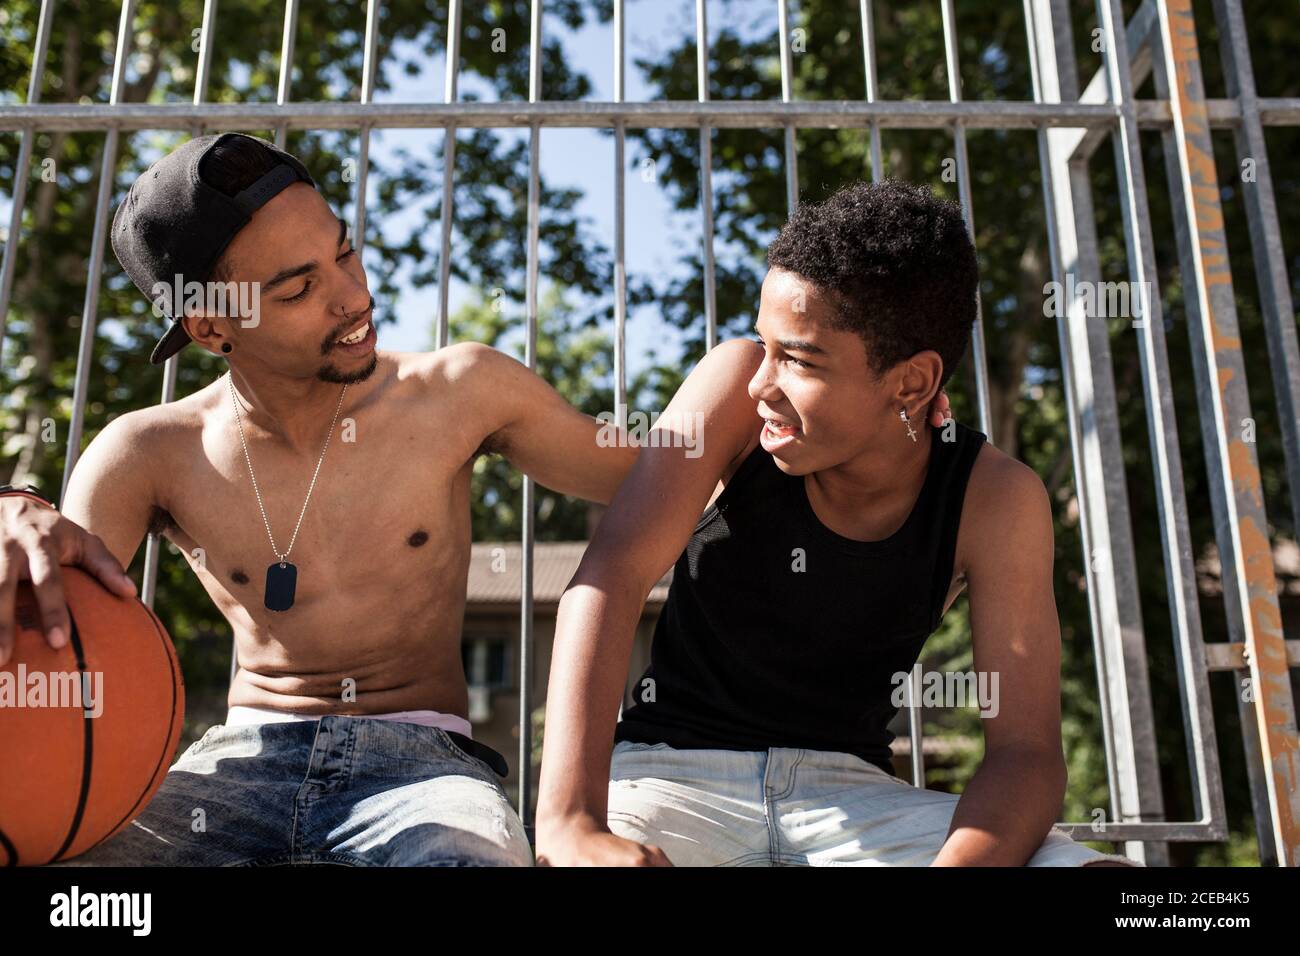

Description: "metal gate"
1 0 1296 866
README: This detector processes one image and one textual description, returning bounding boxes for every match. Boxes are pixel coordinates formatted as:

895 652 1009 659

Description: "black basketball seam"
100 601 180 844
48 607 92 864
0 827 17 866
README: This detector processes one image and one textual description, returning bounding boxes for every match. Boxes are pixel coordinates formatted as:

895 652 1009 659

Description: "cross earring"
899 406 917 442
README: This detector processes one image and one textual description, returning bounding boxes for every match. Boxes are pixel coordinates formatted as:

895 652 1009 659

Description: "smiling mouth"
334 320 369 345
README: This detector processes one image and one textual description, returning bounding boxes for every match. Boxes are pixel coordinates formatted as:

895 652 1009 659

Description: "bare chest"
154 412 476 630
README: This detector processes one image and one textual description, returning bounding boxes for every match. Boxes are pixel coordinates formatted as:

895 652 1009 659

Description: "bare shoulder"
966 441 1050 516
62 383 212 532
88 385 210 464
389 341 509 386
699 336 764 381
695 338 765 476
386 343 523 414
384 344 532 457
954 439 1053 581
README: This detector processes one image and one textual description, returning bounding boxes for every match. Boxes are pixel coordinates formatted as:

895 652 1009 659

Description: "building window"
463 637 510 723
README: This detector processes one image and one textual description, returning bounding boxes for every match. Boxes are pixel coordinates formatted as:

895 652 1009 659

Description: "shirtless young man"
0 132 656 867
534 181 1139 867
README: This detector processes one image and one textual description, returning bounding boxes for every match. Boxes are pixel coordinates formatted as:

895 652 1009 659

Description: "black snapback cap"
111 132 317 365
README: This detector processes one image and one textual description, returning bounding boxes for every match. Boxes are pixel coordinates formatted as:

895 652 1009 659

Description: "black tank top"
615 420 987 775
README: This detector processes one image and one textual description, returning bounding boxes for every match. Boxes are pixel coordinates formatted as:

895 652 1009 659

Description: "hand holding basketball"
0 566 185 865
0 497 137 665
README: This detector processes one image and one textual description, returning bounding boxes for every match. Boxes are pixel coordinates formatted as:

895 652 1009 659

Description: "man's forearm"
930 750 1067 866
535 571 648 836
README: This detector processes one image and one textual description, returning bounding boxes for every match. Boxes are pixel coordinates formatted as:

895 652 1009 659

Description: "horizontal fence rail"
2 0 1297 865
3 98 1300 133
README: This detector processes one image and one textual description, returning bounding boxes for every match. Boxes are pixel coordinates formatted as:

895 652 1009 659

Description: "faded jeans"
606 740 1141 867
53 715 533 867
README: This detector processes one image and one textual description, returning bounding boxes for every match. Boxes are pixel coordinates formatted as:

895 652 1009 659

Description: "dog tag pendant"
265 561 297 612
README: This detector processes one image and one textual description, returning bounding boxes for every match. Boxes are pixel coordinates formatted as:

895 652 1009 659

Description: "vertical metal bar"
613 0 627 424
695 0 718 350
1154 0 1299 867
189 0 217 138
1028 0 1179 865
351 0 381 257
776 0 797 212
519 0 543 830
273 0 300 150
1212 0 1300 564
62 0 138 498
1024 0 1100 815
1147 6 1253 867
145 0 220 610
141 365 179 610
1095 0 1221 860
940 0 992 442
930 0 987 790
0 0 55 349
434 0 462 351
1070 2 1179 867
859 0 883 182
906 662 925 786
1212 0 1300 867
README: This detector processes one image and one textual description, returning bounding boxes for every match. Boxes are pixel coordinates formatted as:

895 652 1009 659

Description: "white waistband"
225 705 473 739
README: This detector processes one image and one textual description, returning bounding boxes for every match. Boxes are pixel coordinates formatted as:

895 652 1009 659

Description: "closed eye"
281 247 356 303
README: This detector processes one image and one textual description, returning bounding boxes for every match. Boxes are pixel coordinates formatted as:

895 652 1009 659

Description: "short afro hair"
766 179 978 390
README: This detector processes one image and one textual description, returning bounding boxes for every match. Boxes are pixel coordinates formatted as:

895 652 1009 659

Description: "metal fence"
1 0 1297 866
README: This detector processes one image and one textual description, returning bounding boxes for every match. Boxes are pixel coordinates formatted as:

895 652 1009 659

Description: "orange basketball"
0 566 184 866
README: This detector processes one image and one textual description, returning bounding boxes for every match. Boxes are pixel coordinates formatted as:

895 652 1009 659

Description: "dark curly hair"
766 179 978 390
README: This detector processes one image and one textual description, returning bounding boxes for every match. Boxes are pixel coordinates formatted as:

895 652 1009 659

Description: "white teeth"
336 324 367 344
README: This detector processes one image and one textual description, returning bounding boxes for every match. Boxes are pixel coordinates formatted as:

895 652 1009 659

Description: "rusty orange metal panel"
1160 0 1300 865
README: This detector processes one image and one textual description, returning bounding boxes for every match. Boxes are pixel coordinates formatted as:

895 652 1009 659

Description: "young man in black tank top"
535 180 1138 867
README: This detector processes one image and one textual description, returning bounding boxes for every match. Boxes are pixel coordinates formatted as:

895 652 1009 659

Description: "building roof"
467 541 674 607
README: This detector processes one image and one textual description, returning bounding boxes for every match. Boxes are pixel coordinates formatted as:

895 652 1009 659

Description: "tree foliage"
2 0 1296 865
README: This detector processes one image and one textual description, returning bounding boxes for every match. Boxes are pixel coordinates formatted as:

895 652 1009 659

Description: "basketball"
0 566 185 866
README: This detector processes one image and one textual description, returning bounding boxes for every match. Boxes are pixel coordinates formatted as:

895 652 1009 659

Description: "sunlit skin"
0 181 644 727
534 267 1112 867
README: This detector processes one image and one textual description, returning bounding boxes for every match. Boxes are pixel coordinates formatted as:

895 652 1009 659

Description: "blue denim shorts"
51 715 534 867
606 741 1141 867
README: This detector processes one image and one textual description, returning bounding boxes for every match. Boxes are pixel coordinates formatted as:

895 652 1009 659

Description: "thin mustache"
323 296 375 353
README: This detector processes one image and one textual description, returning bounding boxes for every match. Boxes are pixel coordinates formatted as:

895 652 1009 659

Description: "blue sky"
363 0 738 373
1 1 784 379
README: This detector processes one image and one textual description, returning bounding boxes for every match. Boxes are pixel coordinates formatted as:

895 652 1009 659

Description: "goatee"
318 352 378 384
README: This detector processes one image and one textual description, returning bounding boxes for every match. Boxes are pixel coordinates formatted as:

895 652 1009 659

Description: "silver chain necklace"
226 372 348 611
